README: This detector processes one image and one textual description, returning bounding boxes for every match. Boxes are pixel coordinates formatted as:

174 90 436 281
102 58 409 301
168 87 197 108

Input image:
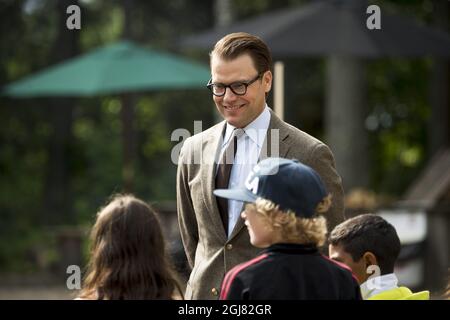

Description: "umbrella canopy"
180 0 450 58
3 40 210 97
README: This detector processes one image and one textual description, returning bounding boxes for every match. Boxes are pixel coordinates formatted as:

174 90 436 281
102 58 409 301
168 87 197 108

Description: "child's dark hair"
329 214 401 274
79 194 183 299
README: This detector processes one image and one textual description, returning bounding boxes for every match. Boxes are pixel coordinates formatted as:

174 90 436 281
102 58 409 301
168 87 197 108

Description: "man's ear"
263 70 272 93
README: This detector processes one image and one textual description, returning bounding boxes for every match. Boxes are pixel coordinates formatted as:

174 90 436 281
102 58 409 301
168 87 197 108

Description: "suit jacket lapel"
201 121 228 242
228 110 290 241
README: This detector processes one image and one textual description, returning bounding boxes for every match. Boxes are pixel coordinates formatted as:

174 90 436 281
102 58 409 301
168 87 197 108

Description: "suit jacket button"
211 288 218 296
226 244 233 250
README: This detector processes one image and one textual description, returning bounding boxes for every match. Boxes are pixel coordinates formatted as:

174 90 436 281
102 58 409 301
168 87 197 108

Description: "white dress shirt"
360 273 399 300
217 105 271 237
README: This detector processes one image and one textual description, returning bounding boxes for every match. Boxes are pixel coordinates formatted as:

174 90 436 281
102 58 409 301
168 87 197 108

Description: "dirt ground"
0 286 78 300
0 273 79 300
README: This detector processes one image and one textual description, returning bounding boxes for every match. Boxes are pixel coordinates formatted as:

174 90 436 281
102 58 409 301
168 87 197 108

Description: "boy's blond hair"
246 194 332 247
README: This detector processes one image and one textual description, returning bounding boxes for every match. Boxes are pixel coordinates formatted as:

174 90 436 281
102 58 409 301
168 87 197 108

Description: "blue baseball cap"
213 158 328 218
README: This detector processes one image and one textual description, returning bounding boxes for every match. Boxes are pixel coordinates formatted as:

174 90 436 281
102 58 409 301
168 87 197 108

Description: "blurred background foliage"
0 0 446 273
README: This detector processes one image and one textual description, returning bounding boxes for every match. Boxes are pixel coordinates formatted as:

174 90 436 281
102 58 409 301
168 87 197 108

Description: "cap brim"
213 188 257 203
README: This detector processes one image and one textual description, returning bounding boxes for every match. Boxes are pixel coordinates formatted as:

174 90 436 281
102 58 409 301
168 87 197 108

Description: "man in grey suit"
177 32 344 300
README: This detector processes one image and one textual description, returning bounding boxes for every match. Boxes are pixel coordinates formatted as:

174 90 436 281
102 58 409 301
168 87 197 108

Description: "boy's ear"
362 251 378 269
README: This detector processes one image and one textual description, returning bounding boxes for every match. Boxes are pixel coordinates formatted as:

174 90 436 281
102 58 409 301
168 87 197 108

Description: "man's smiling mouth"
224 104 245 110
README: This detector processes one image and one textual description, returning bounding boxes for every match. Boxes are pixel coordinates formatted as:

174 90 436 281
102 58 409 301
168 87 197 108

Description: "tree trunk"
43 0 80 225
212 0 233 123
121 0 136 192
121 94 135 192
428 0 449 156
325 56 369 193
214 0 233 28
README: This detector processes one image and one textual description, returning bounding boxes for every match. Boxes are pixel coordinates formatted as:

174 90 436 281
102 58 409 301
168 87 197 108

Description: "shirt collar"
360 273 399 300
222 104 271 148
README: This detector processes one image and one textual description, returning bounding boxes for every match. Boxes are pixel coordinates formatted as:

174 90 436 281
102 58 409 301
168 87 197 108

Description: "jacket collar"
262 243 319 255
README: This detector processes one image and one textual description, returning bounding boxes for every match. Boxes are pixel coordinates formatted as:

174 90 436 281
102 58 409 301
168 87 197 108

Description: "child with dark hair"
214 158 361 300
329 214 429 300
77 194 183 300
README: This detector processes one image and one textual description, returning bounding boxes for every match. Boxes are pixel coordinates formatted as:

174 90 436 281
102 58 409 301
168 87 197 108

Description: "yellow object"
369 287 430 300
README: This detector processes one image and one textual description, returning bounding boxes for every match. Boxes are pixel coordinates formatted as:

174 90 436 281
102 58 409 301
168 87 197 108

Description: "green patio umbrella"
2 40 211 190
3 40 210 97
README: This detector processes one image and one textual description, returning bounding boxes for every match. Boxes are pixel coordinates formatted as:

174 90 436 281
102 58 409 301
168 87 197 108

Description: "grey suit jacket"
176 110 344 300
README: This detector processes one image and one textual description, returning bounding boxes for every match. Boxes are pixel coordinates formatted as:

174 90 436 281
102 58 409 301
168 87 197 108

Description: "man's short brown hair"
210 32 273 74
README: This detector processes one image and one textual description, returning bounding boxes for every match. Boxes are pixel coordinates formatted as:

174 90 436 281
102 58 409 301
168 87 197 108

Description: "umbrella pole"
273 61 285 120
121 94 135 193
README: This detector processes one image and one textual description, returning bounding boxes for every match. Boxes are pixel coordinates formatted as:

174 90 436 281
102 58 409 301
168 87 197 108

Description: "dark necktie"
215 128 245 233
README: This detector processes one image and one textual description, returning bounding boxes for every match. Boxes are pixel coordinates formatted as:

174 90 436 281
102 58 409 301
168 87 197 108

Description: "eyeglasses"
206 73 262 97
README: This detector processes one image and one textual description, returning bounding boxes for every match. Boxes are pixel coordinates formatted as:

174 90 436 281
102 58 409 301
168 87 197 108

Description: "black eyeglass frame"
206 73 262 97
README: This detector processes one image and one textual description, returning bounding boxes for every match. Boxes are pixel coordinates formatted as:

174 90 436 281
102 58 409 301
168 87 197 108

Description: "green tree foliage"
368 58 431 195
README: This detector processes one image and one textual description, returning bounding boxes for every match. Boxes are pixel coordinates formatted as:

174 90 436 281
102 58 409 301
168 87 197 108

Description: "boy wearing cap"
214 158 361 300
328 214 430 300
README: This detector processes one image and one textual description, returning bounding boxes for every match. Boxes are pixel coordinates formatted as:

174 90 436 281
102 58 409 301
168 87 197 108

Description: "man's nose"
222 87 238 102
